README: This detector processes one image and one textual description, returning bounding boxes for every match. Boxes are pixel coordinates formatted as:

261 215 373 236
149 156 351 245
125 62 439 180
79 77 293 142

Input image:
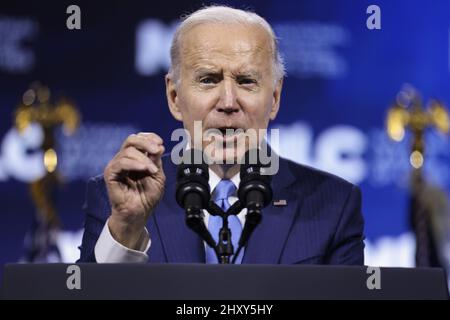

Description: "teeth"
219 128 239 135
208 127 243 137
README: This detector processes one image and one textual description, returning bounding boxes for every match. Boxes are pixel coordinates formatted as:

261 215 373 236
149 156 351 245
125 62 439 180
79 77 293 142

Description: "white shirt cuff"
94 218 151 263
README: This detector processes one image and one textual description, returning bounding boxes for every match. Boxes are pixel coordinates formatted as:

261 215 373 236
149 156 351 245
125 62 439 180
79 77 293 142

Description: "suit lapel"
242 158 302 264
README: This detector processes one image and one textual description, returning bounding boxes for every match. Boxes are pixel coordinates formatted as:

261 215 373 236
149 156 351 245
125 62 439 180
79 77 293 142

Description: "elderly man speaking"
78 5 365 265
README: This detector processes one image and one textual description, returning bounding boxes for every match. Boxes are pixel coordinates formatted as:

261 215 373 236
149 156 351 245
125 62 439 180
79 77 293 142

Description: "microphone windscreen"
240 149 271 178
175 148 210 208
177 148 209 180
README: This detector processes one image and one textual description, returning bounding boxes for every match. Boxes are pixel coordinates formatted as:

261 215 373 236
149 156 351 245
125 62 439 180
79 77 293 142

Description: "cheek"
240 93 273 121
178 92 201 116
179 91 217 125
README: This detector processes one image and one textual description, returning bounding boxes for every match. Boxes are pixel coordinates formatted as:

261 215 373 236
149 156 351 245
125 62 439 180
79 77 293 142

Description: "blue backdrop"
1 0 450 277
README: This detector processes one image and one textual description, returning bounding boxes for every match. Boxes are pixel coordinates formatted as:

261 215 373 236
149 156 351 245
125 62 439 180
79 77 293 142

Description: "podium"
2 264 449 300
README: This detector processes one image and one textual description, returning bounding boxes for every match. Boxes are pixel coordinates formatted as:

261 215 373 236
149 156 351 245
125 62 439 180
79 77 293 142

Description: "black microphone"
234 149 273 261
175 149 216 248
238 149 273 211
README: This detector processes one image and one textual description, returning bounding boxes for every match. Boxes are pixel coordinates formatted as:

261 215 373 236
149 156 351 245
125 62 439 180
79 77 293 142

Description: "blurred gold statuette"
386 85 450 268
13 82 81 228
386 84 449 169
14 82 80 173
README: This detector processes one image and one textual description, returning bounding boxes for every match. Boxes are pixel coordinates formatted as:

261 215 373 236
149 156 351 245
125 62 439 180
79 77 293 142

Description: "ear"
269 78 283 120
166 74 183 121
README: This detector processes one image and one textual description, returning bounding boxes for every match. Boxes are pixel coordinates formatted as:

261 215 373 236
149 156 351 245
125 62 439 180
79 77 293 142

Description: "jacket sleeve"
325 185 365 265
77 176 110 262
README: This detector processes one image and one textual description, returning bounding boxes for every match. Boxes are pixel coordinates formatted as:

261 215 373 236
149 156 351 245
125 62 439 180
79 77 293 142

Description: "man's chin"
204 147 245 165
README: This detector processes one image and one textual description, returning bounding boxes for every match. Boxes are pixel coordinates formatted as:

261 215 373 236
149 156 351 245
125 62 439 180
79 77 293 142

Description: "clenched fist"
104 132 166 249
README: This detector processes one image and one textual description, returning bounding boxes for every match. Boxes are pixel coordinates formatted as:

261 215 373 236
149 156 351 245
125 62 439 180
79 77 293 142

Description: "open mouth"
212 127 246 144
202 126 251 157
202 126 246 149
217 127 242 136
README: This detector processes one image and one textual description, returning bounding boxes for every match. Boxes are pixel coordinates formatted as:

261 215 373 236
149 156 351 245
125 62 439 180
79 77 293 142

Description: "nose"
216 78 239 114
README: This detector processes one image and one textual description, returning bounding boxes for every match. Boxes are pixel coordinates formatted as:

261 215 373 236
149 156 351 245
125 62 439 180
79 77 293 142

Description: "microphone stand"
207 200 245 264
231 202 262 264
185 203 216 250
184 195 265 265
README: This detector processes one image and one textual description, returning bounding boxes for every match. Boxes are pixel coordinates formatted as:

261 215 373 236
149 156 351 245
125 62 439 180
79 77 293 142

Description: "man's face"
166 23 283 163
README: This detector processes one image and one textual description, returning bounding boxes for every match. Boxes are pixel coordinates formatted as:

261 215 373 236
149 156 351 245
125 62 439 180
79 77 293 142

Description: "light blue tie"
205 179 244 264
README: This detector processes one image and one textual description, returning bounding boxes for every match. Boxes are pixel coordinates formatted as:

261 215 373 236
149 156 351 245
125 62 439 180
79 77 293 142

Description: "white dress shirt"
94 169 246 263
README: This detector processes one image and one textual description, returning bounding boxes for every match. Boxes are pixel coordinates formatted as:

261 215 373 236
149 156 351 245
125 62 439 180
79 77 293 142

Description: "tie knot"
213 179 236 203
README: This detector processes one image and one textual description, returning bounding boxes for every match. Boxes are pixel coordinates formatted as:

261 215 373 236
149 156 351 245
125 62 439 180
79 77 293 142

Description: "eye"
200 77 213 84
237 78 257 85
199 76 219 85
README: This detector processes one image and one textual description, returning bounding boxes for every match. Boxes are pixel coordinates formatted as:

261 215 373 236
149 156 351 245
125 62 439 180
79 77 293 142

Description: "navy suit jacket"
78 155 365 264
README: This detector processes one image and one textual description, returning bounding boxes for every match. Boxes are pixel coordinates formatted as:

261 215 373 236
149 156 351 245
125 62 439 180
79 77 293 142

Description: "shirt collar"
208 168 240 196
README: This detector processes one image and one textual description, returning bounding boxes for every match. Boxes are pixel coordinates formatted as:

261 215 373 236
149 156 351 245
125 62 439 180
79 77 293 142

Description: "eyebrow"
193 68 262 79
233 70 262 79
193 68 221 76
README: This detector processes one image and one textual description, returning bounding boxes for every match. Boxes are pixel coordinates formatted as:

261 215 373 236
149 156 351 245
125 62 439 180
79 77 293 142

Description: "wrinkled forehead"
179 23 274 69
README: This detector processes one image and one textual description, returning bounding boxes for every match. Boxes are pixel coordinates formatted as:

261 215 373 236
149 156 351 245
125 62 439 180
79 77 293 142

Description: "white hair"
168 5 285 84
